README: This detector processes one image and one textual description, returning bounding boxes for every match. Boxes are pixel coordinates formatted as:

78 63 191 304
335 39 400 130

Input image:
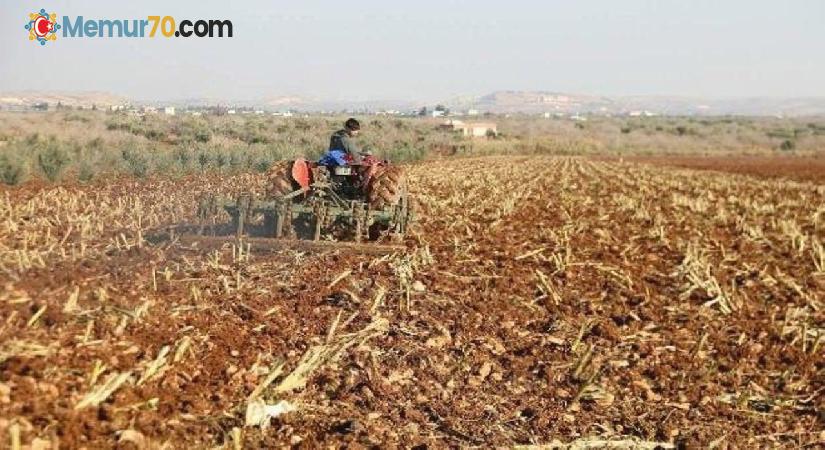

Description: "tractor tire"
264 160 296 199
367 166 406 210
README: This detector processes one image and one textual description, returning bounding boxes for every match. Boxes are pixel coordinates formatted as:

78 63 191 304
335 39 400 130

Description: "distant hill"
5 90 825 116
444 91 825 116
140 95 419 113
0 91 128 109
446 91 613 114
261 96 419 113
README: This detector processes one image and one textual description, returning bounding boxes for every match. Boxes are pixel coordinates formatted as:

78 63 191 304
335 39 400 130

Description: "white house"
465 122 497 137
440 119 497 138
164 106 175 115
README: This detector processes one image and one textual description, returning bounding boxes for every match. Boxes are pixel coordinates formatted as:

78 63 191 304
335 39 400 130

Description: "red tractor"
266 154 405 210
199 155 413 243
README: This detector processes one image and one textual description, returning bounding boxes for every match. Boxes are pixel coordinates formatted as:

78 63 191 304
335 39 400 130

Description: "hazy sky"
2 0 823 101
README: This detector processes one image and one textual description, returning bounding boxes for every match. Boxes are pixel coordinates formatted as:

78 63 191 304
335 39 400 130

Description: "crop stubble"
0 156 823 447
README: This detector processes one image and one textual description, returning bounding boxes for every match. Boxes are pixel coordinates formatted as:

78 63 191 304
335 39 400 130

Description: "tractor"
197 154 413 244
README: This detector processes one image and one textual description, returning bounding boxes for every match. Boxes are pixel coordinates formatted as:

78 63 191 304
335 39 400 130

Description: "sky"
1 0 823 102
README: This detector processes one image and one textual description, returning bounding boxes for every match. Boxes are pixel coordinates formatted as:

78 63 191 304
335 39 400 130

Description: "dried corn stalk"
274 318 388 393
75 371 132 410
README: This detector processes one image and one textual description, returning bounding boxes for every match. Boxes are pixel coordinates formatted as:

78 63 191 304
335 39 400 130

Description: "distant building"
467 109 479 116
468 122 497 137
164 106 175 115
440 119 497 138
431 110 446 118
142 106 157 114
227 109 236 115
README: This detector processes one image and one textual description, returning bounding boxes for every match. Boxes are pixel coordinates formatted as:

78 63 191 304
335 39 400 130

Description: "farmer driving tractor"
207 116 411 242
319 118 365 166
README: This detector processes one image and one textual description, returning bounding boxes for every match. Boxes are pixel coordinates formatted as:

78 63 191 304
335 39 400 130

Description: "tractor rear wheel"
367 166 406 210
265 160 296 199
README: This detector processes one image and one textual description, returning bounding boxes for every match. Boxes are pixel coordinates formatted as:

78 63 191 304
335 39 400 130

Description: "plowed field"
1 156 823 448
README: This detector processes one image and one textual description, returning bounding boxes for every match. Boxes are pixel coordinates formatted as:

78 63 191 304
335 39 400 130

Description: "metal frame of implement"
212 180 411 243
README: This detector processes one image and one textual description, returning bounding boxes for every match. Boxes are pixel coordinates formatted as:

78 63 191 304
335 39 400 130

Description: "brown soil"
0 156 822 448
622 155 825 184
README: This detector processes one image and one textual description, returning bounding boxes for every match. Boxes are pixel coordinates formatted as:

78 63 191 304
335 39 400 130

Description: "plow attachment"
197 187 413 246
177 235 407 256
